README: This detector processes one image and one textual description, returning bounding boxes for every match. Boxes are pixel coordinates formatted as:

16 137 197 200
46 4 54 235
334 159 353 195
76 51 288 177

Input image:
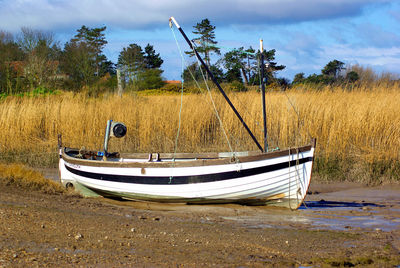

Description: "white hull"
59 143 315 209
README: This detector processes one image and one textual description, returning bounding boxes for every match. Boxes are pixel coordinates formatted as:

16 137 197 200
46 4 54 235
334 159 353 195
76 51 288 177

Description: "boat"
58 17 316 209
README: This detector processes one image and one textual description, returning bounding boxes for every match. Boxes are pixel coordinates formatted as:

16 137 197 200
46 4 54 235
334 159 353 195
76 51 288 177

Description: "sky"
0 0 399 81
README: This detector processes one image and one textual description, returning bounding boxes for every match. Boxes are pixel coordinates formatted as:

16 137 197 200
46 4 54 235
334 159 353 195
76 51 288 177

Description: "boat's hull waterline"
59 141 315 209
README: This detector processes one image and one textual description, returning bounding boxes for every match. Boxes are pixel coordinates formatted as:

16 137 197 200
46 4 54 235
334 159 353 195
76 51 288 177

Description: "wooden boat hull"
59 143 315 209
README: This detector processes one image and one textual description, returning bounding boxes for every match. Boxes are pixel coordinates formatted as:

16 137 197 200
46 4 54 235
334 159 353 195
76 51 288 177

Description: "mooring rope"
288 147 293 210
288 147 307 210
295 147 301 208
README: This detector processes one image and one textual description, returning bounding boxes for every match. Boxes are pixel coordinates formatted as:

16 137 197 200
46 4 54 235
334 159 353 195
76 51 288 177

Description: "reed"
0 83 399 183
0 163 65 194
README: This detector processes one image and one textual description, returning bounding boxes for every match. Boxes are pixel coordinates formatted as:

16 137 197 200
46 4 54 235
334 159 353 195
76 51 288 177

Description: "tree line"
173 19 381 90
0 25 165 94
0 19 393 95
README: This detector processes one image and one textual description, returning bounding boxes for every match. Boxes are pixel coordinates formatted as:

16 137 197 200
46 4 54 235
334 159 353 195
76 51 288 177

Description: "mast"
260 40 268 152
169 17 264 152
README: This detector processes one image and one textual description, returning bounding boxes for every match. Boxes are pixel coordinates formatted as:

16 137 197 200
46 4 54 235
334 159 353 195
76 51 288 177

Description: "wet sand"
0 172 399 267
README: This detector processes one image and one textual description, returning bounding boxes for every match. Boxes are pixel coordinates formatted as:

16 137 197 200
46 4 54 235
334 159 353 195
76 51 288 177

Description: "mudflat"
0 181 399 267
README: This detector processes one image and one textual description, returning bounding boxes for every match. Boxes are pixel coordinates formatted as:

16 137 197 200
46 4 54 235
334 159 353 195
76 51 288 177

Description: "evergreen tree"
182 63 223 84
72 26 107 56
209 64 224 84
70 25 109 77
303 73 334 85
322 59 345 79
186 19 220 72
182 63 202 83
60 25 111 89
292 73 305 85
221 47 257 84
61 41 97 88
144 44 163 69
117 43 144 86
117 43 164 90
136 69 164 90
345 71 359 83
250 49 285 85
298 60 347 86
224 68 243 83
221 47 247 83
276 77 290 90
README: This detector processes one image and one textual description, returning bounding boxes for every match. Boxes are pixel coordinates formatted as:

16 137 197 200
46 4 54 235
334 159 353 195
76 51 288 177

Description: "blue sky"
1 0 399 81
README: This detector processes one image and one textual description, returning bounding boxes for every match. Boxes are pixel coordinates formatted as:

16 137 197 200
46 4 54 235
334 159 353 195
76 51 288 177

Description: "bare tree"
17 27 60 89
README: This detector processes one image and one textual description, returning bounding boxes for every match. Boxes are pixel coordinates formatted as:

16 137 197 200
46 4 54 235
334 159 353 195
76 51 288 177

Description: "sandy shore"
0 179 399 267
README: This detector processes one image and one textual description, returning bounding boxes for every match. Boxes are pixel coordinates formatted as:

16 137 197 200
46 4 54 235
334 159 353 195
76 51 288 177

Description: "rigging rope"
168 25 187 182
282 90 313 147
170 26 185 160
191 42 235 155
170 26 235 156
192 40 257 55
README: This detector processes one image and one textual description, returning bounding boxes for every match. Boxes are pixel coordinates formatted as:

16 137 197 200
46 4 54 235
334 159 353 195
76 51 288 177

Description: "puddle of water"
310 214 399 231
222 214 312 230
301 200 383 209
222 205 400 232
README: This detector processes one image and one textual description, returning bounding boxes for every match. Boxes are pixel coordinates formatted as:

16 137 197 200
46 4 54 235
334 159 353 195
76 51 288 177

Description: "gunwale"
61 143 314 168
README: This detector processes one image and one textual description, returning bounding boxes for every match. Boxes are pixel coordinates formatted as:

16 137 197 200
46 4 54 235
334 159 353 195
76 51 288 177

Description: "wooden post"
260 39 268 152
117 69 123 97
169 17 264 152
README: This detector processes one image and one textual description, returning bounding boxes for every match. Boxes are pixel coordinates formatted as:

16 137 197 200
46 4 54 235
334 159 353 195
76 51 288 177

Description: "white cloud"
1 0 397 80
276 43 400 80
322 44 400 60
0 0 390 32
303 44 400 76
356 23 400 48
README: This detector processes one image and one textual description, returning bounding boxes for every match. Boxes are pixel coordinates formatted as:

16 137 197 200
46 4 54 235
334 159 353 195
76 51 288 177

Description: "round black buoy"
111 122 127 138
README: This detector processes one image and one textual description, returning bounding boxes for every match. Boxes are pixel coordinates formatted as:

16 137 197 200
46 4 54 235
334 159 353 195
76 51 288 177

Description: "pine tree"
117 43 144 85
253 49 285 85
144 44 163 69
71 25 108 77
186 18 220 73
221 47 256 84
61 41 96 88
322 59 345 79
292 73 305 85
117 43 164 90
60 25 110 89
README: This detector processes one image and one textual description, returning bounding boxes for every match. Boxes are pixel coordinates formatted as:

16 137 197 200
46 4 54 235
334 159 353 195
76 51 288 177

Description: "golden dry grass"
0 84 399 182
0 163 65 193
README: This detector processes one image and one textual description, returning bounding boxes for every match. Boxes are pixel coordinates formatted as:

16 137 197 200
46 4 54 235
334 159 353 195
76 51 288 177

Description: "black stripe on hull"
65 157 313 185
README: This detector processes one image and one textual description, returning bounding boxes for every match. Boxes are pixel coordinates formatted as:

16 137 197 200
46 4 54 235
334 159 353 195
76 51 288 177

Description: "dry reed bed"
0 163 65 193
0 87 399 181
